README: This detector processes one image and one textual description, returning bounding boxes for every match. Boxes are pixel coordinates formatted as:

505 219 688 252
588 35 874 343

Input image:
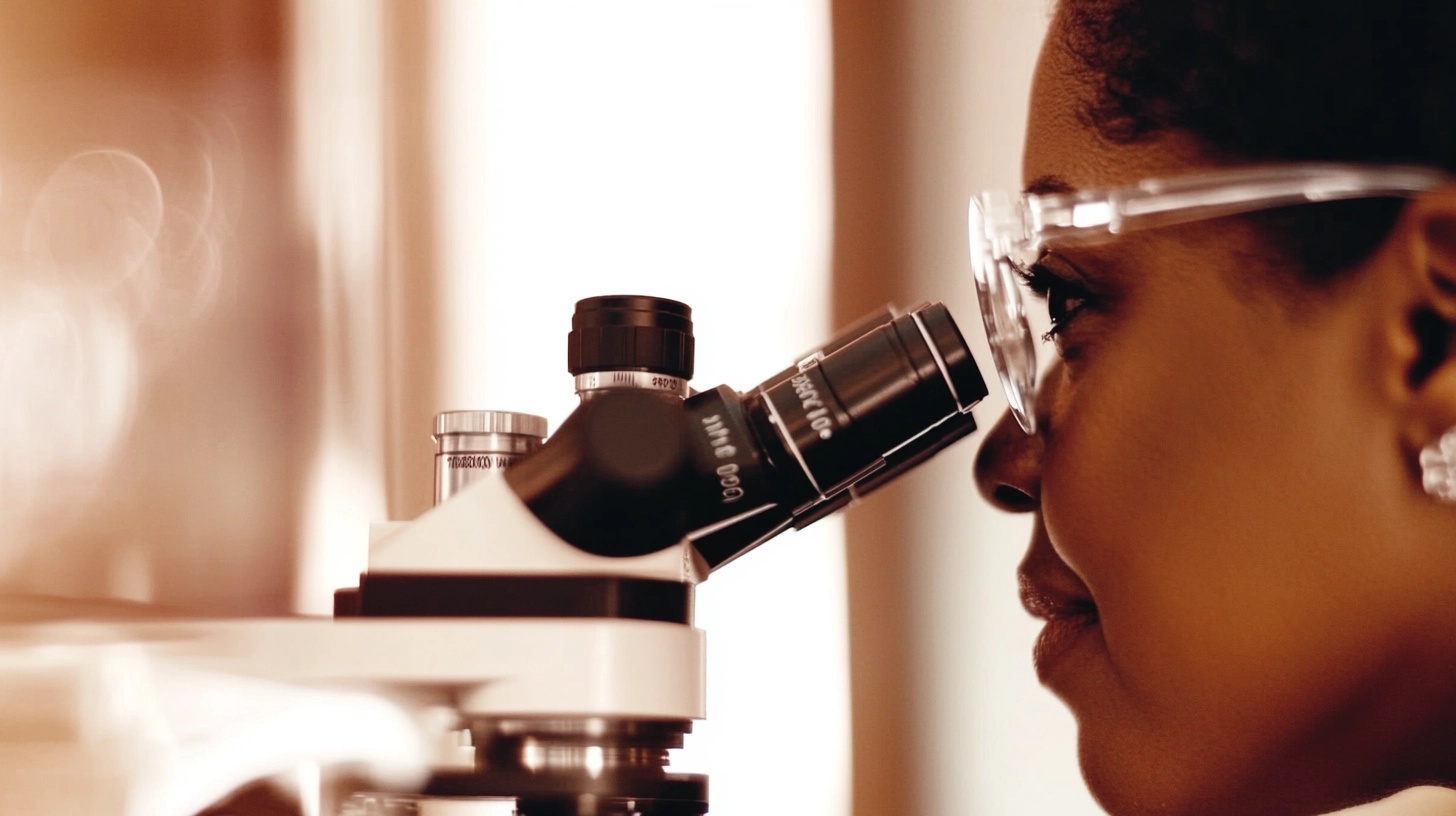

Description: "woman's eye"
1013 259 1092 346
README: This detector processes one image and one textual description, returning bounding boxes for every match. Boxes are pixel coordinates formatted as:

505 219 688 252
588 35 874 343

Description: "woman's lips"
1032 611 1099 681
1019 571 1100 681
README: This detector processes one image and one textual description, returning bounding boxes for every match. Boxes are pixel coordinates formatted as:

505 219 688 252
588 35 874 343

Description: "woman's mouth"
1019 572 1100 681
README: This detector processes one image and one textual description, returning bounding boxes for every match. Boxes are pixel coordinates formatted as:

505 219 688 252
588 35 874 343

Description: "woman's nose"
973 406 1042 513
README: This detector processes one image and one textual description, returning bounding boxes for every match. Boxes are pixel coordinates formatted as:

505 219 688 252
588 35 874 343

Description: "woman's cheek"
1035 319 1414 809
1036 333 1267 686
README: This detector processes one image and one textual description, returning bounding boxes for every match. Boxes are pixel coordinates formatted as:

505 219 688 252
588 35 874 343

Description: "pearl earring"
1422 427 1456 502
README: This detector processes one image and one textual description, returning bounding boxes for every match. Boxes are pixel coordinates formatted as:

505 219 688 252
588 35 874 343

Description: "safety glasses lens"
970 197 1038 434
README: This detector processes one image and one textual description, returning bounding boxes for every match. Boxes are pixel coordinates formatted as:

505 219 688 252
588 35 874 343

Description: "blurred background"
0 0 1097 814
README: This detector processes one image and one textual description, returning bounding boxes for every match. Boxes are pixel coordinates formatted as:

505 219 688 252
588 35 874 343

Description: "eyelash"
1012 259 1092 342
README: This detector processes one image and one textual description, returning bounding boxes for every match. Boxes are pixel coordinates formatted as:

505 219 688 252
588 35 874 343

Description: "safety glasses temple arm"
1029 164 1449 245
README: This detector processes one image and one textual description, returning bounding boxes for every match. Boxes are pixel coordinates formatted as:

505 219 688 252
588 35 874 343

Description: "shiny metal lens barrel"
343 719 707 816
574 370 690 398
434 410 548 505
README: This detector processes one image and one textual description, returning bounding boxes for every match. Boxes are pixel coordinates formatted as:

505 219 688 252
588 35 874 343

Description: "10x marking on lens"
791 373 835 440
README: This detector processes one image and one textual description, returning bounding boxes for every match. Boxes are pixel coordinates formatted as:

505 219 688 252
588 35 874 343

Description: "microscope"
0 295 987 816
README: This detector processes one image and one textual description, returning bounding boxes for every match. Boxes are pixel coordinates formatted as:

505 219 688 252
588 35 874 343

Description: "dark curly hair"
1060 0 1456 283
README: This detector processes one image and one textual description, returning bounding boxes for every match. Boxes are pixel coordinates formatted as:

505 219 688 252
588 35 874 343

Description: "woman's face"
972 8 1456 816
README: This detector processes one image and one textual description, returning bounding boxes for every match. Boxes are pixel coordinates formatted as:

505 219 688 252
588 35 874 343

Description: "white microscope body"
0 470 708 816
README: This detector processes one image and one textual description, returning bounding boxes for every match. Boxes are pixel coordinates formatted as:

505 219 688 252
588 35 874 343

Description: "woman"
970 1 1456 814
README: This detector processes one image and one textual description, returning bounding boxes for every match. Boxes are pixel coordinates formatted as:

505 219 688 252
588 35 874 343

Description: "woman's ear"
1400 187 1456 457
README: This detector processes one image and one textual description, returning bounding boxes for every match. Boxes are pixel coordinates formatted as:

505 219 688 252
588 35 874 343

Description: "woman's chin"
1077 731 1193 816
1074 727 1363 816
1074 720 1251 816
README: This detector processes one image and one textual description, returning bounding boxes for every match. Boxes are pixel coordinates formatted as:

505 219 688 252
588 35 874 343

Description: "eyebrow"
1023 174 1075 195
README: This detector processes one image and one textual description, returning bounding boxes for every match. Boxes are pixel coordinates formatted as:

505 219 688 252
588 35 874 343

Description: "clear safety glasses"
969 163 1449 434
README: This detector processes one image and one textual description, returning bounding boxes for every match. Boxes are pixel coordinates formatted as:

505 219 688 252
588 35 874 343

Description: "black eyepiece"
568 295 695 380
682 302 987 568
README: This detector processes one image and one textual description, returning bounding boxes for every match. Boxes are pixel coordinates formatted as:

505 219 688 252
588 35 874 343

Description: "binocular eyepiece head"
506 295 989 568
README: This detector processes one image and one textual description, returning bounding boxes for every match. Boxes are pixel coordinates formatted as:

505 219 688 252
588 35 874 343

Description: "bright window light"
430 3 844 814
